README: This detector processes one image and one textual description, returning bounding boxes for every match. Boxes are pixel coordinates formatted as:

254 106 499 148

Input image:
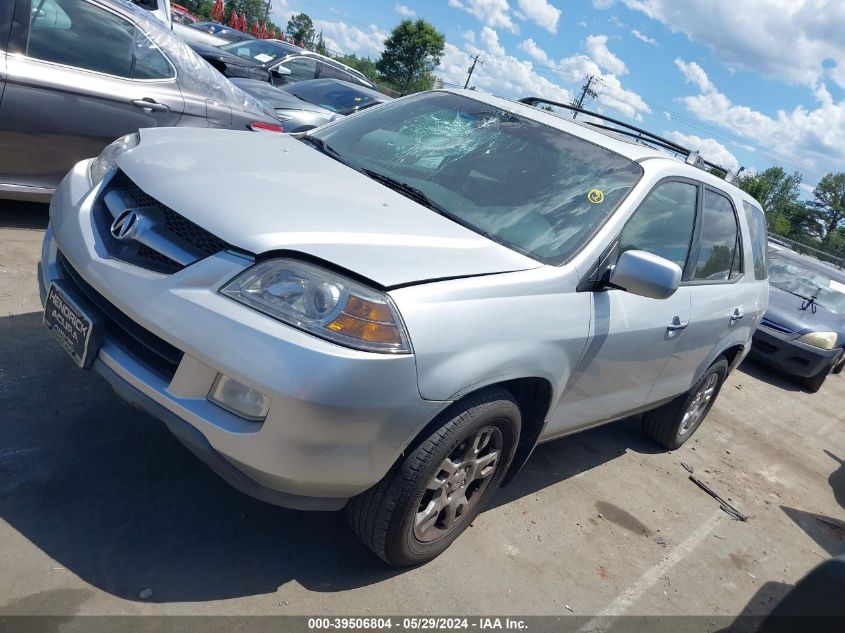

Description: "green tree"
737 166 810 237
376 19 445 96
286 12 315 47
812 172 845 239
334 54 379 82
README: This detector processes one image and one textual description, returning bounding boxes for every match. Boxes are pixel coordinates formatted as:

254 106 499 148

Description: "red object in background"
260 22 267 39
228 8 237 28
240 12 248 32
251 20 259 37
210 0 223 22
297 39 304 48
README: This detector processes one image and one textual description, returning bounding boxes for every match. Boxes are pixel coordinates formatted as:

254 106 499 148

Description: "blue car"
750 246 845 391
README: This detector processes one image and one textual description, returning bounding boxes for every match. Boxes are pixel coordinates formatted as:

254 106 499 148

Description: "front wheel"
347 387 521 566
642 359 729 450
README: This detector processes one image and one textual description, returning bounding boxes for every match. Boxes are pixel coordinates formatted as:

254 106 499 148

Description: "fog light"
208 374 270 421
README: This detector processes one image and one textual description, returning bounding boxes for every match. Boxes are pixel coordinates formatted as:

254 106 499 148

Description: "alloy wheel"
679 373 719 436
413 425 503 542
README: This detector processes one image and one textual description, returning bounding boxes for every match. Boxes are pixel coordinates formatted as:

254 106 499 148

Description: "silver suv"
38 90 769 566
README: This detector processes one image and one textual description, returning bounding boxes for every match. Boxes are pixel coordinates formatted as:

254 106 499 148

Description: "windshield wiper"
360 169 453 216
300 136 357 169
359 169 530 256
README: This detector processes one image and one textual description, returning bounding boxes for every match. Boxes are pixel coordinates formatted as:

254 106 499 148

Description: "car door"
0 0 183 193
651 185 760 401
547 179 699 436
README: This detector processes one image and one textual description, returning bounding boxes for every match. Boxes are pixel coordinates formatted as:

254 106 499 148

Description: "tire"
347 387 521 567
642 358 729 450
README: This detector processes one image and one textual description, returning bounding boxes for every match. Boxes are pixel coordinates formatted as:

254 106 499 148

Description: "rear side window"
692 189 742 281
742 201 768 279
26 0 173 79
619 181 697 269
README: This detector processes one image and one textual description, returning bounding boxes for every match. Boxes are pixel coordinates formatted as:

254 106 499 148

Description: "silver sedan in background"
231 78 392 132
0 0 281 201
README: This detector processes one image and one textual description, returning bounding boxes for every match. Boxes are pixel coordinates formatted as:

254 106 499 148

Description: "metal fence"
769 233 844 269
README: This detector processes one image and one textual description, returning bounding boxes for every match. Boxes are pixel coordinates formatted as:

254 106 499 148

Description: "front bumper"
749 325 840 378
40 161 448 509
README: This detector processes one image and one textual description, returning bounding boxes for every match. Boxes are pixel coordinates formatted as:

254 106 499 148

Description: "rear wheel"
642 359 729 450
347 387 521 566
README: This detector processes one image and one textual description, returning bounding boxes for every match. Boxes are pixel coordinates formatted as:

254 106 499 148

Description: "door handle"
667 316 688 331
730 309 744 323
131 98 169 113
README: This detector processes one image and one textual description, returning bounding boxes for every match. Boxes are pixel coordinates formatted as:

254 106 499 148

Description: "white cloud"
479 26 505 57
630 29 656 44
463 29 476 42
674 58 715 93
437 41 571 104
516 0 561 33
447 0 519 33
799 182 815 195
585 34 628 75
617 0 845 89
394 3 416 17
315 20 388 58
673 61 845 176
518 38 552 65
578 20 587 28
592 0 615 7
514 38 650 120
665 131 739 172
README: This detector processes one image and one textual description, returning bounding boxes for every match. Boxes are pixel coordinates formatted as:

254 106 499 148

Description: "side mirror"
271 66 291 76
608 250 682 299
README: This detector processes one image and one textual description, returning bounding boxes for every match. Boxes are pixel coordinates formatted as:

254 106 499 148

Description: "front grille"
122 180 229 258
58 252 183 381
92 171 231 274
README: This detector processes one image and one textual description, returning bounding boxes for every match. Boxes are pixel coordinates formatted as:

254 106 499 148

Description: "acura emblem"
110 209 139 241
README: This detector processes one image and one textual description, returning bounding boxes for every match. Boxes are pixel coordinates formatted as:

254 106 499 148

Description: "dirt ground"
1 201 843 620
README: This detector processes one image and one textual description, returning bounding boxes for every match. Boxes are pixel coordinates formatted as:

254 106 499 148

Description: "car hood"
229 78 329 115
765 285 845 342
117 128 541 287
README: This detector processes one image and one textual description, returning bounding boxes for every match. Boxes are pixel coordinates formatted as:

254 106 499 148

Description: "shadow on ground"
0 200 49 230
735 358 803 393
0 310 655 604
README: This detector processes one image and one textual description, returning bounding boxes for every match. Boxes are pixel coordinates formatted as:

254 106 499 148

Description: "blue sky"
272 0 845 191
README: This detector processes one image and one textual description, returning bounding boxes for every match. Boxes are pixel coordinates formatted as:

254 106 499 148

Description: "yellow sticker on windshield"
587 189 605 204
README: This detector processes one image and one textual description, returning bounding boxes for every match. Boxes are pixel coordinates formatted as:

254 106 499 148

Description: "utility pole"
571 75 598 119
464 54 482 89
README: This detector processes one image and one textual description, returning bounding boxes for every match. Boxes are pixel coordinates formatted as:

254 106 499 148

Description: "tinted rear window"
286 81 382 115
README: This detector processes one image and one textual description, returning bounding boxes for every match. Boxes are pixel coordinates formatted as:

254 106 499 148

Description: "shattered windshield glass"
312 92 643 264
768 254 845 315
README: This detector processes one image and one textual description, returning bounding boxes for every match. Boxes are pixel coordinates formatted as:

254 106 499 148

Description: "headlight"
220 258 411 354
797 331 837 350
89 133 139 187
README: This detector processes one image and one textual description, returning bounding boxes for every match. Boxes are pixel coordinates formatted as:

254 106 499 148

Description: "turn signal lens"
797 331 837 350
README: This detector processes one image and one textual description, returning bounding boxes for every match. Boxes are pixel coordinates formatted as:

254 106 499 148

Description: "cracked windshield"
314 92 643 264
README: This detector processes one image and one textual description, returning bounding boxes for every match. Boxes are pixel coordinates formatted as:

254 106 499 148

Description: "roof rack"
518 96 740 181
